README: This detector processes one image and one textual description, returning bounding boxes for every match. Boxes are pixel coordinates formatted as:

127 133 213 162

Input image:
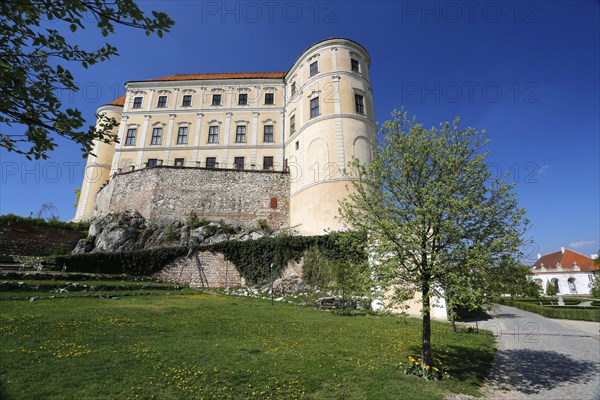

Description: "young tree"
0 0 174 159
590 253 600 298
339 109 529 370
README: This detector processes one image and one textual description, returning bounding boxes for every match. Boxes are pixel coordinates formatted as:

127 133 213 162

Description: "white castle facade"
75 38 376 235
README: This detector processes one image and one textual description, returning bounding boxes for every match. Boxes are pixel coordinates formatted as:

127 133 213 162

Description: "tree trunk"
421 279 432 369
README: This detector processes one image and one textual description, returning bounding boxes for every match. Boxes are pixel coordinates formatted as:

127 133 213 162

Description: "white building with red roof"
531 247 598 295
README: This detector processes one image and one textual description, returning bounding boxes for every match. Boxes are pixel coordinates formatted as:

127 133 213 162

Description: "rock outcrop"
73 211 276 254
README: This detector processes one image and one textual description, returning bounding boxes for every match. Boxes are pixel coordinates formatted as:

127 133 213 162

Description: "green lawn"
0 293 495 399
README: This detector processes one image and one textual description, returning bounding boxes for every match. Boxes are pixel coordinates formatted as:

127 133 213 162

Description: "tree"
302 231 371 306
339 109 529 371
590 252 600 298
0 0 174 159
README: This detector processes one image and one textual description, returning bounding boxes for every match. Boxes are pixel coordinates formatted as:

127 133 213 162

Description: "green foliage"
256 219 271 232
546 280 557 296
205 231 367 285
13 255 45 269
591 255 600 298
496 298 600 322
301 233 371 301
48 247 188 276
0 213 89 231
399 355 449 381
186 212 209 230
73 188 81 208
165 223 180 241
302 246 331 286
0 0 174 159
339 108 529 369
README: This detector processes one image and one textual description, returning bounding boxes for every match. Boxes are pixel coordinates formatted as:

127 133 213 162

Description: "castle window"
176 126 188 144
351 58 360 72
355 94 365 114
212 94 221 106
290 115 295 135
310 61 318 77
150 127 162 145
125 128 137 146
310 97 319 118
295 141 299 150
238 93 247 105
263 156 274 170
147 158 158 167
270 197 278 209
264 125 274 142
234 157 245 170
157 95 167 108
174 158 185 166
235 126 246 143
208 126 219 143
206 157 216 168
291 82 297 97
132 96 143 109
181 95 192 107
265 93 274 105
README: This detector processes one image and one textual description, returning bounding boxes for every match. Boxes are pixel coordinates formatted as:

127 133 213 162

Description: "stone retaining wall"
95 166 289 230
154 251 243 288
0 224 87 257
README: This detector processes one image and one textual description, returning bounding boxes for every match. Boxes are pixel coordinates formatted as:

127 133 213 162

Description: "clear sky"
0 1 598 262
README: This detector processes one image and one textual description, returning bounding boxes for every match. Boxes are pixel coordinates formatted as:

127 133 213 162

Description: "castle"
75 38 376 235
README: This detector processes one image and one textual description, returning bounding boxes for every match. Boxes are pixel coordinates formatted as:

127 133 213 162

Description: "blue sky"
0 1 598 261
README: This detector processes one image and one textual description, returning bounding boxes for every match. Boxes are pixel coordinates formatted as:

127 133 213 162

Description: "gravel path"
473 305 600 399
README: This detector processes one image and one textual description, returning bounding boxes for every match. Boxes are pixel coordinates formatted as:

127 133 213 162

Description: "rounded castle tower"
74 99 123 220
284 38 376 234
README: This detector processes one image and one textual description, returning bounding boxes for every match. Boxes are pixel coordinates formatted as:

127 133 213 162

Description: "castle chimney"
560 247 565 254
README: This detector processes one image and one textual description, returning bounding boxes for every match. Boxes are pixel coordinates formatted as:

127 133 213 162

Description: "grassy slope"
0 293 495 400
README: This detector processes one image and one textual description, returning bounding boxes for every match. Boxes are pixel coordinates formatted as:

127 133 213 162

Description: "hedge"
49 247 188 276
496 298 600 322
0 214 89 231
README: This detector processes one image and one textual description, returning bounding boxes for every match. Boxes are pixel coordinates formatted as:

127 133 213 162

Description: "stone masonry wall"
154 250 305 289
154 251 243 288
95 166 289 230
0 224 87 257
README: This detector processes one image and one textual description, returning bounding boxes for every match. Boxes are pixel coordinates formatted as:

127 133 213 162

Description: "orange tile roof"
109 95 126 106
533 249 597 272
151 72 286 81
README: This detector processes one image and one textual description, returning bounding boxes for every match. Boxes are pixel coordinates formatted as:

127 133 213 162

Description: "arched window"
567 277 577 294
551 278 560 294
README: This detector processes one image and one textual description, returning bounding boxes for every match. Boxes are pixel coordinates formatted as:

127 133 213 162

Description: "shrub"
496 298 600 322
48 247 188 276
0 213 89 231
546 281 557 296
